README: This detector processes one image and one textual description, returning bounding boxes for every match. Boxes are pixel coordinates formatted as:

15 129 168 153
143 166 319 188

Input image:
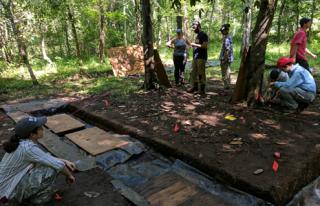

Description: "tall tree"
141 0 156 90
276 0 286 44
309 0 316 40
0 0 38 85
67 4 81 58
98 0 106 63
231 0 278 105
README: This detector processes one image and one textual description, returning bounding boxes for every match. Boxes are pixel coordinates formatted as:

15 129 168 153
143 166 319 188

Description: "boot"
187 83 198 93
200 84 206 95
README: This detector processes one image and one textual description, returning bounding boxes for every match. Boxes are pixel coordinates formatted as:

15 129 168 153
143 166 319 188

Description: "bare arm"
290 44 299 59
306 48 317 59
166 38 176 48
191 41 208 49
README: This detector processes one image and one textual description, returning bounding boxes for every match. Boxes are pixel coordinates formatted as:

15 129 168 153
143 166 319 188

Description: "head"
191 20 201 33
277 57 295 73
220 24 230 35
176 29 183 38
3 116 47 153
300 17 311 29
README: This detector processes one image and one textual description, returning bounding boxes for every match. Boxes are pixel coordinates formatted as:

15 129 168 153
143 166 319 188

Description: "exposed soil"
69 78 320 205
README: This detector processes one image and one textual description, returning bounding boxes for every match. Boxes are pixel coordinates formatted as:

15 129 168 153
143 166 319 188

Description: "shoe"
296 102 309 113
200 84 206 95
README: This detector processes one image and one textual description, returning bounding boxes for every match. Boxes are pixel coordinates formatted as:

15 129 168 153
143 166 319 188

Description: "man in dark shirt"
188 20 209 95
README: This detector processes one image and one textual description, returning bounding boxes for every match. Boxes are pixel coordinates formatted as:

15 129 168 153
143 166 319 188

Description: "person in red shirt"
290 17 317 72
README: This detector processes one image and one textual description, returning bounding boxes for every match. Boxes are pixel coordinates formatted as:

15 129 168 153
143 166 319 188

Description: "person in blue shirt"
270 57 316 112
219 24 234 89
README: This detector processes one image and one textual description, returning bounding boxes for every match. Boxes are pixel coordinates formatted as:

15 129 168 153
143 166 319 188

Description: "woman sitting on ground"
166 29 191 86
0 116 76 205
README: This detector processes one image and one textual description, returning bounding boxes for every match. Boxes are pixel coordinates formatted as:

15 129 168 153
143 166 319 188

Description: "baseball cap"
277 57 295 68
300 17 311 27
219 24 230 32
15 116 47 138
176 29 182 33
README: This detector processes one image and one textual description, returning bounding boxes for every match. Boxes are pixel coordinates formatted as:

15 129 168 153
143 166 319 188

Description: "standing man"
188 20 209 95
219 24 234 89
290 17 317 72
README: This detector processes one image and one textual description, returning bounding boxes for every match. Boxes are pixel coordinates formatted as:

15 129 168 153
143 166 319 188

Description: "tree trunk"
67 5 81 58
309 0 316 40
98 0 106 63
183 2 189 39
64 20 71 56
295 0 299 30
141 0 156 90
239 0 252 56
0 0 38 85
123 4 127 46
41 37 53 65
231 0 278 106
134 0 142 44
277 0 286 44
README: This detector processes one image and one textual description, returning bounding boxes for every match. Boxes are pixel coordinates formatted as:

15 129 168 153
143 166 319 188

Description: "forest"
0 0 319 102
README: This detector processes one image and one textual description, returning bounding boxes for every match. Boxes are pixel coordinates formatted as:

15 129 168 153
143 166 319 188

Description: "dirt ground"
70 78 320 205
0 111 131 206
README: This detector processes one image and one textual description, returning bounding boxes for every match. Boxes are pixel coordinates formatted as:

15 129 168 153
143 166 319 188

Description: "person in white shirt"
0 116 76 205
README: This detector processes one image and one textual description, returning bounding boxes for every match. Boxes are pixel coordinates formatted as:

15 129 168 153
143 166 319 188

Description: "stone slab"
65 127 129 156
46 114 85 134
38 129 96 171
0 98 68 113
6 111 30 122
135 172 231 206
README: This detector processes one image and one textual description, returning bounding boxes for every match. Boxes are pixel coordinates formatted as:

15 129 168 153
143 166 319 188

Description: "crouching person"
0 116 76 205
270 57 316 112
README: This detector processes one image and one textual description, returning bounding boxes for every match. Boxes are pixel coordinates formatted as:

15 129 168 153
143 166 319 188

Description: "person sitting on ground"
265 68 289 103
166 29 191 86
219 23 234 90
0 116 76 205
269 57 316 112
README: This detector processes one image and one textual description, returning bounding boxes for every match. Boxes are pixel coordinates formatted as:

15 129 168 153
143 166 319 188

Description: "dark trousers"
296 58 310 71
173 55 185 84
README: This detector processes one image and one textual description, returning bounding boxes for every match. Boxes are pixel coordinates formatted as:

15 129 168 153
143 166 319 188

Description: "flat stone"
38 129 96 171
65 127 129 156
6 111 30 122
46 114 85 134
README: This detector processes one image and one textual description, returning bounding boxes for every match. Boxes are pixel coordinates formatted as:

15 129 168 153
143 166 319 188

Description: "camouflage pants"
9 165 58 205
220 62 231 89
190 59 206 85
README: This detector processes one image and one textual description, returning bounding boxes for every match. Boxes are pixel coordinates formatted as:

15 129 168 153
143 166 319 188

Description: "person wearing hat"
166 29 191 86
290 17 317 72
269 57 316 112
188 20 209 95
0 116 76 205
219 24 233 89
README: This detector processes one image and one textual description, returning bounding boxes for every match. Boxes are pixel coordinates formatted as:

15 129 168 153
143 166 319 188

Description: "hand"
63 160 76 171
66 174 75 184
312 54 317 59
269 82 275 87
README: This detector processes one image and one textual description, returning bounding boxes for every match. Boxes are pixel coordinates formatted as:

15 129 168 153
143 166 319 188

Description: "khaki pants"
190 59 206 85
220 62 231 88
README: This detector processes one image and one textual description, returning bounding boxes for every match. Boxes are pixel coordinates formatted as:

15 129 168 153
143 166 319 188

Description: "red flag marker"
173 123 180 133
272 160 279 172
